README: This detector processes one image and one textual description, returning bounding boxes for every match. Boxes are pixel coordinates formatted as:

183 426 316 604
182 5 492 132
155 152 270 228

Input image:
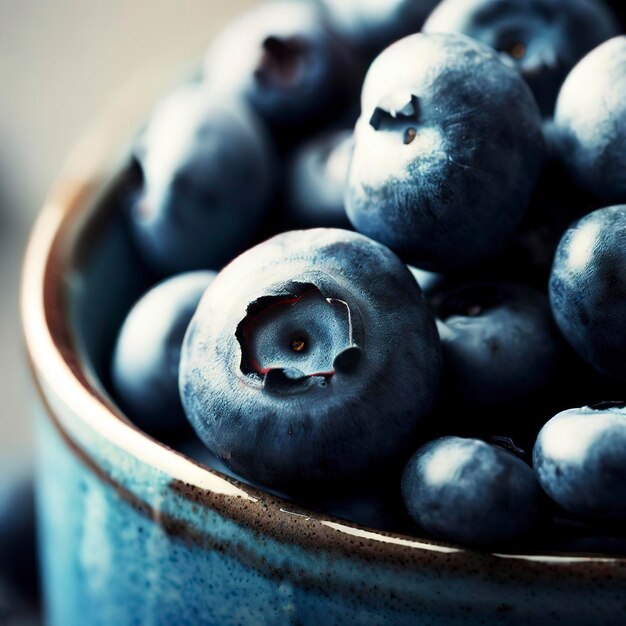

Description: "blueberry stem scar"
236 284 358 387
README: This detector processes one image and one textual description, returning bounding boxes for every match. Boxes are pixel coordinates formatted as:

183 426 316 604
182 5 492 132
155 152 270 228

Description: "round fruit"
424 0 618 116
204 1 357 139
553 36 626 200
346 33 544 271
549 205 626 380
534 402 626 520
112 270 216 436
129 85 274 275
402 437 545 547
435 281 562 409
180 228 442 489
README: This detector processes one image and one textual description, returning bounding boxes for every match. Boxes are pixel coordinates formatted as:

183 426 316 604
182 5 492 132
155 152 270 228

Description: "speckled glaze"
22 114 626 626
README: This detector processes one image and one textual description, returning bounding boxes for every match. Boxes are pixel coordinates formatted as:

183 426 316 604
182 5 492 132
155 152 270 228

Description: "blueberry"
402 437 545 547
0 467 38 599
112 270 216 437
534 402 626 521
423 0 619 117
553 36 626 201
203 1 358 141
319 0 439 58
286 129 353 229
549 206 626 380
434 281 562 411
346 33 544 272
129 85 274 275
180 228 442 489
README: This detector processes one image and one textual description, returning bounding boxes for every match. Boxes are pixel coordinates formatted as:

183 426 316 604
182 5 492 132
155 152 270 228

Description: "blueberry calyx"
369 91 420 142
236 282 360 391
255 36 308 88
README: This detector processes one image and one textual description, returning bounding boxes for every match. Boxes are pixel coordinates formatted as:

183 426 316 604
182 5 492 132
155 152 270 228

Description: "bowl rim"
20 114 626 575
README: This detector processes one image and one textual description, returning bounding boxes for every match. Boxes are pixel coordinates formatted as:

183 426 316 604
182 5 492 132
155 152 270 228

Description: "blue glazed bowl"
21 92 626 626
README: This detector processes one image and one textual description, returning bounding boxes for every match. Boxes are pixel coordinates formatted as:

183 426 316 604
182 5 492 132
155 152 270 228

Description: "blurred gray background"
0 0 255 458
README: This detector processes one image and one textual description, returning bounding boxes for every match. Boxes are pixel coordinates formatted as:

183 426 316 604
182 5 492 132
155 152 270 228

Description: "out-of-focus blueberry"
285 129 353 229
129 85 274 275
319 0 439 58
534 402 626 520
112 270 216 438
402 437 545 547
424 0 619 116
203 1 359 141
549 205 626 380
346 33 544 272
180 228 442 490
553 37 626 200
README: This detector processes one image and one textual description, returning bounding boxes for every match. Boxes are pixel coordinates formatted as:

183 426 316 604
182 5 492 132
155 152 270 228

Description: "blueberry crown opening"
255 36 309 89
369 91 420 144
236 283 361 392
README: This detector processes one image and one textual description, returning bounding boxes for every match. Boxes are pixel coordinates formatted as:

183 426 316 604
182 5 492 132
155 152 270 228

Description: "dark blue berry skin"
318 0 439 59
112 270 216 438
423 0 619 117
402 437 545 548
553 37 626 201
285 129 353 230
346 33 544 272
203 1 359 142
434 281 562 411
0 467 38 599
180 228 442 490
534 403 626 521
129 85 274 276
549 206 626 380
501 132 597 286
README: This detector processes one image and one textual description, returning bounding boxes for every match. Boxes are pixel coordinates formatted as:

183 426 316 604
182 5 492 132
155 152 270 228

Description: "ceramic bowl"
21 73 626 626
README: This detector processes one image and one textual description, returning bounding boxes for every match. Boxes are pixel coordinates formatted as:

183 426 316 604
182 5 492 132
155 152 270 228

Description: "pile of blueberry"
110 0 626 552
